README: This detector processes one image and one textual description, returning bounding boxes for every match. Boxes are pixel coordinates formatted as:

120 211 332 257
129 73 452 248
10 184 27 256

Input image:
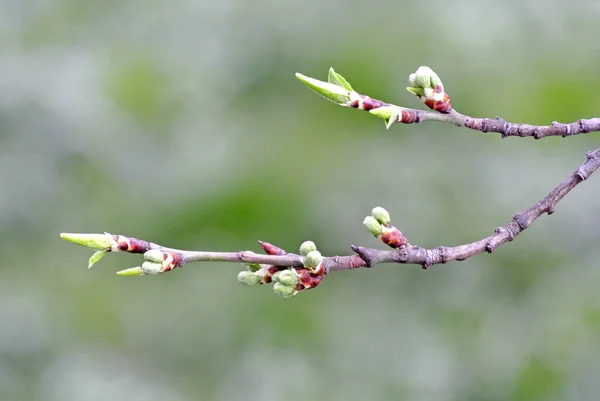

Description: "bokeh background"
2 0 600 400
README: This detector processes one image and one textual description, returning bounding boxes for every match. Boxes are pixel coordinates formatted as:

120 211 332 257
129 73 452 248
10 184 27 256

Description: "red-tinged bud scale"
261 265 281 284
161 251 183 272
380 227 407 248
115 235 151 253
258 241 287 255
423 86 452 113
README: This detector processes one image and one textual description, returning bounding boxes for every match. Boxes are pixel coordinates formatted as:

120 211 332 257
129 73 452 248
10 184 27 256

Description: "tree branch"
60 65 600 298
60 146 600 296
295 67 600 138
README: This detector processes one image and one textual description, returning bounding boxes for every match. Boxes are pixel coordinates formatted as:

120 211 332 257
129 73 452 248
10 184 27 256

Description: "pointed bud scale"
299 241 317 256
273 282 296 298
60 233 117 251
363 216 383 237
238 271 261 286
368 106 395 120
88 250 107 268
144 249 165 263
258 241 287 255
371 207 391 226
116 266 145 277
295 73 352 105
327 68 354 91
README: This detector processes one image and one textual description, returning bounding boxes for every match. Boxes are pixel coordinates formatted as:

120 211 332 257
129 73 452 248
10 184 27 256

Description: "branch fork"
61 65 600 298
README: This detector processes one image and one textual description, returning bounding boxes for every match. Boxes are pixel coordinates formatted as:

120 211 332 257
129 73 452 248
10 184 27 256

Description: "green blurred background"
2 1 600 400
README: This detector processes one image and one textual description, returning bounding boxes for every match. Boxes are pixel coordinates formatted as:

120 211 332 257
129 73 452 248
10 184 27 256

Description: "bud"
303 250 322 268
144 249 165 263
60 232 116 251
406 66 451 113
273 282 296 298
238 271 261 286
295 72 352 105
299 241 317 256
116 266 145 276
363 216 383 237
258 241 287 255
371 207 391 226
413 66 443 90
272 269 298 287
88 250 107 268
141 261 163 275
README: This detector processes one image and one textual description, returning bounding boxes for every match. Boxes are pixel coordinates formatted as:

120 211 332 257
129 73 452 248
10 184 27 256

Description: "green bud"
327 67 354 91
363 216 383 237
299 241 317 256
295 72 352 105
303 250 322 268
88 250 107 268
272 269 298 286
412 66 443 90
273 282 296 298
144 249 164 263
372 207 391 226
60 232 116 251
141 261 163 275
116 266 145 276
237 271 261 286
246 263 261 272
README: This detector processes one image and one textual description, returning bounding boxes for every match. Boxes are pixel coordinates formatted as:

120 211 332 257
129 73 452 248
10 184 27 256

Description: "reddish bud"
380 226 407 249
258 241 287 255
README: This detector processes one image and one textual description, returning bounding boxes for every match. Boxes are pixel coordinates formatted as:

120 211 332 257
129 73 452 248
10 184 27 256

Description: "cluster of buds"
296 68 422 130
60 232 183 275
406 66 451 113
117 249 183 276
296 66 452 129
363 207 407 248
237 241 327 298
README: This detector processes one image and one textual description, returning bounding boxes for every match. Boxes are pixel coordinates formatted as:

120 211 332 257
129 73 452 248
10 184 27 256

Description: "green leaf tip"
295 72 352 105
327 67 354 91
88 250 108 268
60 232 116 251
116 266 145 276
406 87 425 97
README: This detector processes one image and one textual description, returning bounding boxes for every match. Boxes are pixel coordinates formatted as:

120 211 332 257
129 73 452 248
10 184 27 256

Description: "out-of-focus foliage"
2 1 600 400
